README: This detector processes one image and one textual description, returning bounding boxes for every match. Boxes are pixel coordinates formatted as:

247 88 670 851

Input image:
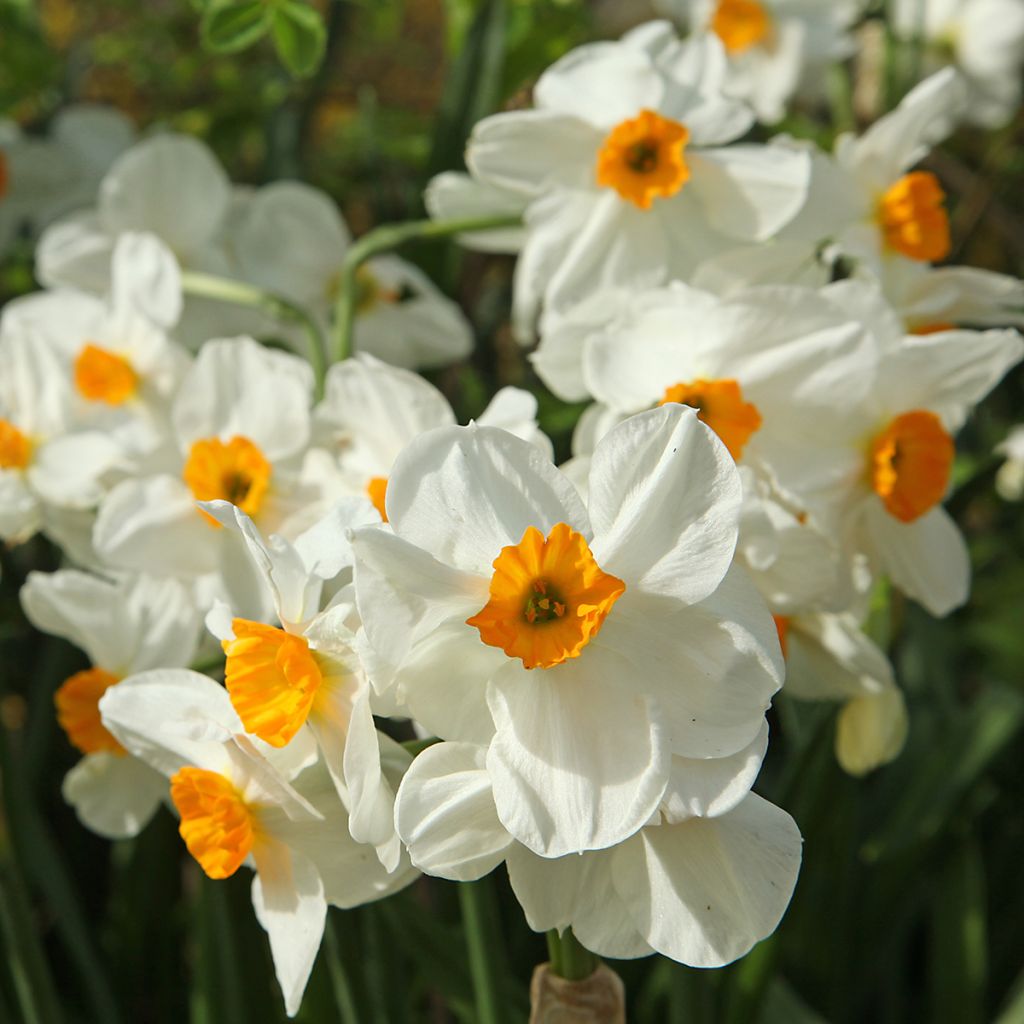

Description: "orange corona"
711 0 772 54
183 435 272 524
170 767 255 879
54 667 125 756
877 172 951 263
467 523 625 670
659 378 762 460
366 476 389 521
0 419 32 470
596 109 690 210
870 410 954 523
74 344 139 404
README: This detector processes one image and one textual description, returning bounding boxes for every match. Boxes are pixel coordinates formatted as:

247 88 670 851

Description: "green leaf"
270 2 327 78
200 0 270 55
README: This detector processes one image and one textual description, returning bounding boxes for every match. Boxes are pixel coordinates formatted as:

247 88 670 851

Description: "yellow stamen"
910 322 956 336
0 419 32 470
877 172 951 263
367 476 389 522
772 615 790 660
170 767 254 879
712 0 772 54
467 523 625 670
870 410 953 523
54 667 125 756
74 344 138 404
183 436 272 526
222 619 323 747
596 109 690 210
659 378 762 460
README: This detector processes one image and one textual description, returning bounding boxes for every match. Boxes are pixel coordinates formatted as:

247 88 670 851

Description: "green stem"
323 915 361 1024
180 271 328 400
330 213 522 364
546 927 598 982
459 878 505 1024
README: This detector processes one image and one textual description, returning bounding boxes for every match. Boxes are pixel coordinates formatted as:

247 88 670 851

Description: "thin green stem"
546 927 599 982
180 271 328 400
323 915 361 1024
330 213 522 364
459 878 505 1024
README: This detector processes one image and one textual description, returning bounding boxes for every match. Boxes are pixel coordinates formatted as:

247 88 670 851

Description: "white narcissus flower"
891 0 1024 128
777 612 907 776
394 739 801 967
0 328 122 544
93 336 323 583
807 281 1024 617
534 282 875 512
229 182 473 369
661 0 859 123
314 353 552 520
99 670 417 1018
461 20 810 334
19 570 200 838
2 233 189 469
201 498 405 871
352 406 783 857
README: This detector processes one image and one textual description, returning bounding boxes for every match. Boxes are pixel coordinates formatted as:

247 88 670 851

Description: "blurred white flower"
996 424 1024 499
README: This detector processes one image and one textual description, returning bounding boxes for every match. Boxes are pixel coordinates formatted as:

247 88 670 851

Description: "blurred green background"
1 1 1024 1021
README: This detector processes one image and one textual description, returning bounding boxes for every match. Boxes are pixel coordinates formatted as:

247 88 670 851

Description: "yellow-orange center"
910 322 956 336
54 667 125 756
596 109 690 210
183 436 272 525
466 523 625 670
712 0 772 53
772 615 790 660
74 344 138 404
870 410 953 523
367 476 389 522
877 172 951 263
0 418 32 470
222 619 323 747
169 767 255 879
659 378 763 460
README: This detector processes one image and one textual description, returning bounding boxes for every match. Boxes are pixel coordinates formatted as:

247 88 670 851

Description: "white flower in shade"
19 570 200 837
314 353 552 521
228 182 473 369
996 425 1024 500
805 280 1024 616
2 233 188 468
534 281 875 512
352 405 783 857
394 739 800 966
0 105 135 256
891 0 1024 128
661 0 859 123
777 612 907 775
93 336 322 582
460 20 809 334
778 68 966 278
424 172 528 253
201 498 405 871
99 669 416 1018
0 328 122 544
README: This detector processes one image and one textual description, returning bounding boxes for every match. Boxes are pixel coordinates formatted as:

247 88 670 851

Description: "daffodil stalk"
180 271 329 400
546 927 599 982
330 214 522 364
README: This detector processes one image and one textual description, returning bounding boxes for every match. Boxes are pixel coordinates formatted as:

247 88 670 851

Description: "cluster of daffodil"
3 8 1024 1018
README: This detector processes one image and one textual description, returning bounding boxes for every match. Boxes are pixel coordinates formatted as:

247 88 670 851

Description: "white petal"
35 212 116 295
614 792 801 966
62 752 166 840
395 742 513 881
486 657 668 856
588 405 742 606
109 231 182 328
423 172 527 253
28 433 123 509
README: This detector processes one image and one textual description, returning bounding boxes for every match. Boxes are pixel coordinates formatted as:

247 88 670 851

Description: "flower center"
876 172 951 263
870 410 953 523
222 619 324 748
74 343 139 405
659 378 762 460
0 418 32 470
711 0 772 53
54 667 125 756
183 436 272 525
466 523 625 670
596 109 690 210
169 767 255 879
366 475 389 521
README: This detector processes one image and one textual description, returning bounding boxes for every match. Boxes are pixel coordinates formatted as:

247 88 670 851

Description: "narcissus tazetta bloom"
352 406 783 857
